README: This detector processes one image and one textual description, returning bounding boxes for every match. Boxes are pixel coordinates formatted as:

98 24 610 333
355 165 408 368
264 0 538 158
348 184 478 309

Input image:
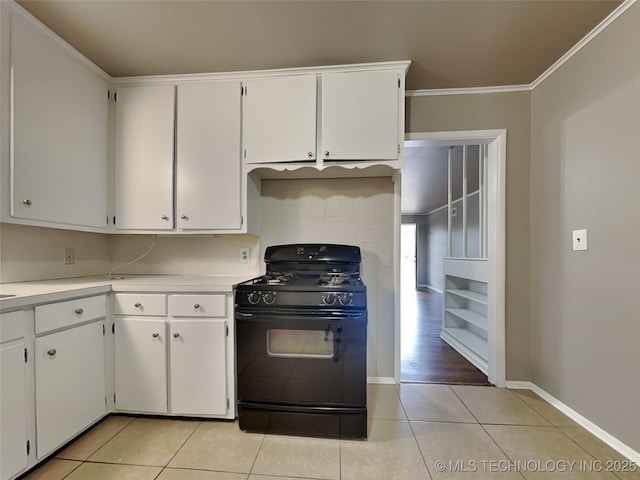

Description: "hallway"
401 287 491 385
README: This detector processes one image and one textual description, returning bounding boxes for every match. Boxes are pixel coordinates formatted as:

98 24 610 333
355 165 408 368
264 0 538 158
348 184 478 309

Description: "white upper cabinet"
176 82 242 230
9 13 108 229
115 85 176 230
321 71 400 161
242 74 317 164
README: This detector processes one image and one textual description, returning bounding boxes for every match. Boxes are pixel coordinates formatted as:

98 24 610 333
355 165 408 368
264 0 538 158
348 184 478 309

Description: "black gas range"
234 244 368 439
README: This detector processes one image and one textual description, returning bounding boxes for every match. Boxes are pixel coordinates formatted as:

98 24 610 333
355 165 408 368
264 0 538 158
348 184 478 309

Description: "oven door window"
267 328 334 359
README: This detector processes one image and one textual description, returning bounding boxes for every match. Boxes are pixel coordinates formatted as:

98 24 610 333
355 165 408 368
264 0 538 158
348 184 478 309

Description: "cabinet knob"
47 348 57 356
173 332 180 338
152 332 159 338
23 199 32 206
307 152 313 158
194 304 200 309
161 215 169 220
75 308 84 315
180 214 188 220
324 150 330 157
134 303 142 308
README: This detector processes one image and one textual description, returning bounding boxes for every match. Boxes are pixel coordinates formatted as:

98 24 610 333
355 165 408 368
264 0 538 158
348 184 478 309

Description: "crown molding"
530 0 637 89
406 84 530 97
407 0 637 97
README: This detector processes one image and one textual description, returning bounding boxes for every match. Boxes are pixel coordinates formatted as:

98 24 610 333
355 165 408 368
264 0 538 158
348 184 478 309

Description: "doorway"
395 130 506 387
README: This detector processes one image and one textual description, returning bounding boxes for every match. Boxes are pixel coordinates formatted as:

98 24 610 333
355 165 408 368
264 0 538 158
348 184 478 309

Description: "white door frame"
395 129 506 387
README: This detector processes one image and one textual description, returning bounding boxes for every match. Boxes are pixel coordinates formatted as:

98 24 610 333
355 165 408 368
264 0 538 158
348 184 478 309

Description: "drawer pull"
75 308 84 315
152 333 159 338
47 349 57 356
173 332 180 338
194 304 200 309
134 303 142 308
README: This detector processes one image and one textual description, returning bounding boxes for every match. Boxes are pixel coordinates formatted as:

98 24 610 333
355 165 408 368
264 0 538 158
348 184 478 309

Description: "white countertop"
0 274 256 310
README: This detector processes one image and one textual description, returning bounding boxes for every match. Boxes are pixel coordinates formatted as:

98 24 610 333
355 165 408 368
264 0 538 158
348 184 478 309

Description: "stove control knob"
263 291 277 305
322 293 336 305
338 293 354 306
247 291 260 304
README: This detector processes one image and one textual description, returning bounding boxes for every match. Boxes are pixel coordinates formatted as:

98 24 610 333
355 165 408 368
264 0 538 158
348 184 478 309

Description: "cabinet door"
114 318 167 413
321 71 399 161
115 85 175 230
242 74 317 164
169 320 227 415
10 14 108 229
35 321 106 459
176 82 242 230
1 342 27 480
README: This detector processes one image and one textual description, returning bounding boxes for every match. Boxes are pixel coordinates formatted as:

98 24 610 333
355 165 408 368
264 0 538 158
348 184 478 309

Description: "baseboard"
367 376 396 385
417 284 443 294
506 381 640 465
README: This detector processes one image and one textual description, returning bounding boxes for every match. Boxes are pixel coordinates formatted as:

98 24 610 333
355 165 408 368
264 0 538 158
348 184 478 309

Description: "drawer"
36 295 107 334
114 294 167 316
0 310 24 343
168 294 226 318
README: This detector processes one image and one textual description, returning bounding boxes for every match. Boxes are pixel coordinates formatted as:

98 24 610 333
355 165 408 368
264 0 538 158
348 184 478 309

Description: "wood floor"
401 287 491 385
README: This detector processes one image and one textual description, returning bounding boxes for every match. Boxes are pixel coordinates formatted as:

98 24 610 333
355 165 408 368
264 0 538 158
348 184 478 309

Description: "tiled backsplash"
260 177 396 379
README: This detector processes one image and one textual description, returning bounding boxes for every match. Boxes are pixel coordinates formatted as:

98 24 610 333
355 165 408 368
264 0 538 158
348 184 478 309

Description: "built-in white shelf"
447 289 488 305
441 327 488 362
445 308 487 330
441 258 489 374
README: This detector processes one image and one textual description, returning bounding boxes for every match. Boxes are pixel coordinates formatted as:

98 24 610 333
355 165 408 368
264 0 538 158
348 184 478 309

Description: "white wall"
260 177 395 379
109 234 261 277
0 223 111 283
530 3 640 453
0 223 261 283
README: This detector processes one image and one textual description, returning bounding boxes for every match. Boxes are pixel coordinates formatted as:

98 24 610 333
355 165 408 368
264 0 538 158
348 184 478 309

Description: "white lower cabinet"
34 301 106 460
113 293 232 418
169 320 227 415
114 317 167 413
0 311 27 480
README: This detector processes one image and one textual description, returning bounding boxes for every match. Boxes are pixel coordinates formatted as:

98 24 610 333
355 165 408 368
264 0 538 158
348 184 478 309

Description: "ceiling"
14 0 622 214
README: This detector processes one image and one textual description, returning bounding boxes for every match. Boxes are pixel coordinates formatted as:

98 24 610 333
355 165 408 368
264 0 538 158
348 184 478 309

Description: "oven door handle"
235 310 365 322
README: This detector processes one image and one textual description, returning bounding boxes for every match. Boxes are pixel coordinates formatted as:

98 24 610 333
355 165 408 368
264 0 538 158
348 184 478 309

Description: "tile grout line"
397 384 435 480
155 418 204 479
449 385 529 479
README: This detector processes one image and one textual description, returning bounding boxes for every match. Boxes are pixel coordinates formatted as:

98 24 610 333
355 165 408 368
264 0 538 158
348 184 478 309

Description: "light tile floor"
22 385 640 480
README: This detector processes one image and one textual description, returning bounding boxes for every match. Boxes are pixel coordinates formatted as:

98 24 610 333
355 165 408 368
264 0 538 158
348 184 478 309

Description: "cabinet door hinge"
26 440 30 456
24 348 28 363
397 144 400 154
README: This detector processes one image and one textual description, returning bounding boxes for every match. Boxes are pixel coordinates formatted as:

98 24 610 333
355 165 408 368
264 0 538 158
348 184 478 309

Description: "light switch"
572 229 587 251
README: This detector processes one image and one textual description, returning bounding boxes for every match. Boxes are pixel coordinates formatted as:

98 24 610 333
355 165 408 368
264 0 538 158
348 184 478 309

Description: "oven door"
235 308 367 437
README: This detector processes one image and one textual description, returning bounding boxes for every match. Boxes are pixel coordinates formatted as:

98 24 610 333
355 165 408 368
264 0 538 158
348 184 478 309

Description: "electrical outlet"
240 247 251 264
64 248 75 265
572 229 587 251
